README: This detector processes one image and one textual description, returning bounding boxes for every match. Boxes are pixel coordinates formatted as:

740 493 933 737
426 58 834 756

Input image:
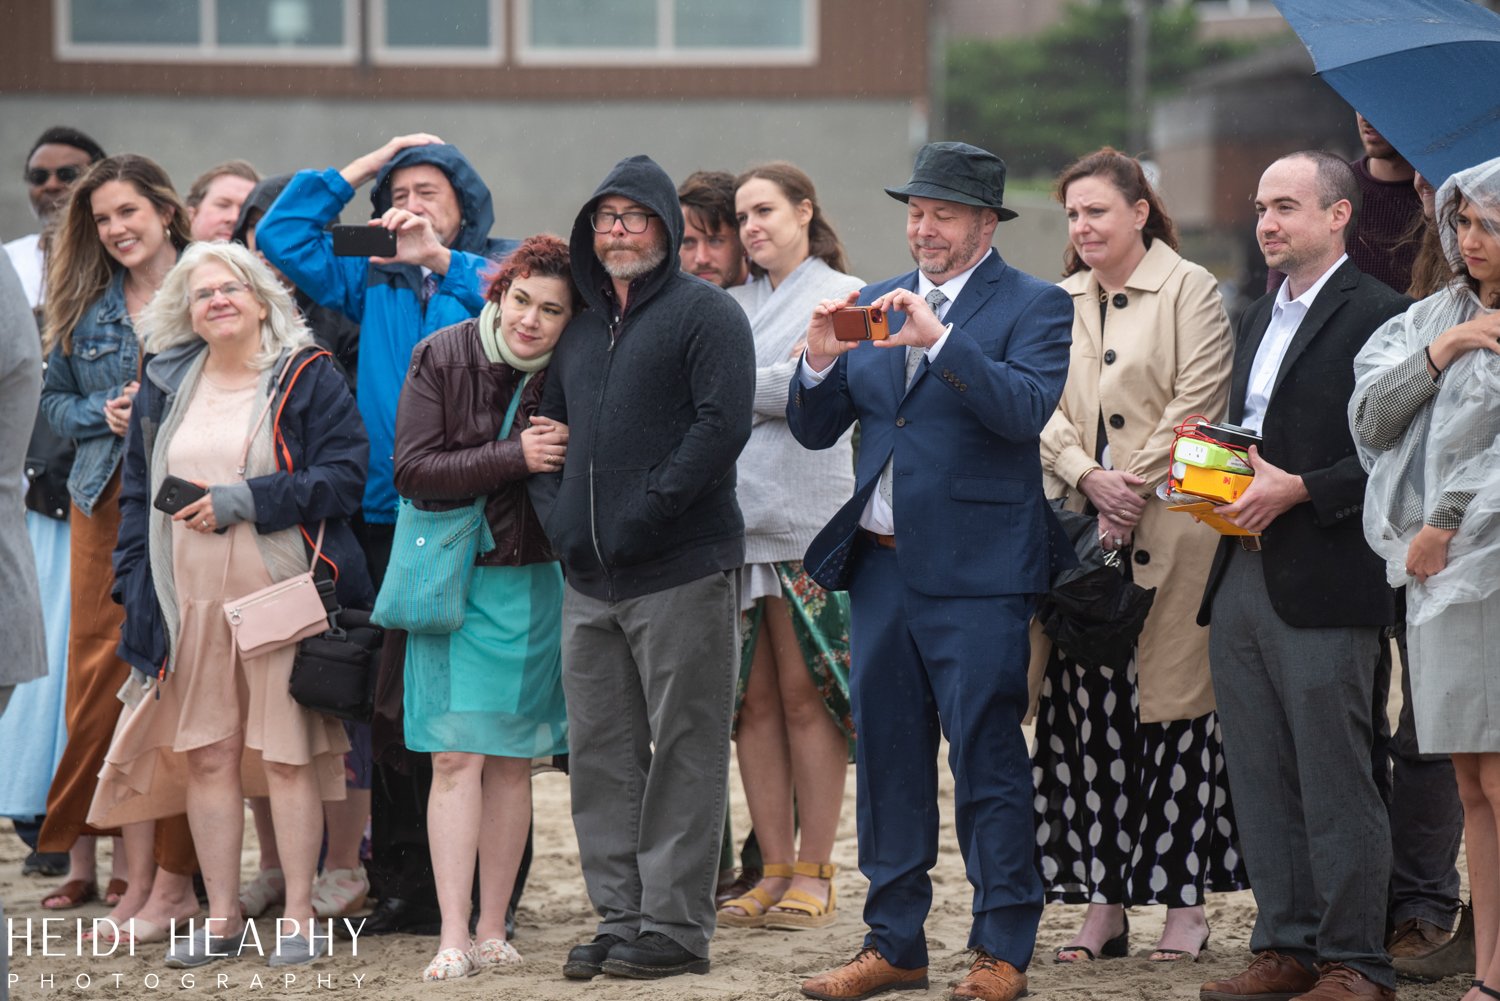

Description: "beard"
599 238 668 282
910 217 984 280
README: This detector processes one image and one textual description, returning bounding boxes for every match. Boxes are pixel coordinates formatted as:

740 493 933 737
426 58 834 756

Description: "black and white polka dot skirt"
1031 650 1248 906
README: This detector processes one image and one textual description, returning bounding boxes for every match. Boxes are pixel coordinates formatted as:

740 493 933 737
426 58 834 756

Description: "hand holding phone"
154 475 208 515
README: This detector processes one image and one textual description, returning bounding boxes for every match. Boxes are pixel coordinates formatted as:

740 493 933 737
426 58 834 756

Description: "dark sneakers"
599 932 711 979
563 933 626 980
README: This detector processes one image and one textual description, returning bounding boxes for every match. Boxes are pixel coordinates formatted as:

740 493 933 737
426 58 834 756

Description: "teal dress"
403 561 567 758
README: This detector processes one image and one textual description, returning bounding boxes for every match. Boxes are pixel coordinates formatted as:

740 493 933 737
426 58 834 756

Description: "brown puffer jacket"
391 317 554 568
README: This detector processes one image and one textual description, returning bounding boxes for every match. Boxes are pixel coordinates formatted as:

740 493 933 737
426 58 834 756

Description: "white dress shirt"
800 249 993 533
3 232 44 309
1240 254 1346 434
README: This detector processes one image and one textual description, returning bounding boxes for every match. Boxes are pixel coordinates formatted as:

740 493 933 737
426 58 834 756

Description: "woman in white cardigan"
717 162 861 931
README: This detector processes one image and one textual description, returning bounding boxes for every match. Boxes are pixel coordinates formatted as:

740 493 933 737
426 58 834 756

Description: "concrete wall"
2 93 1069 286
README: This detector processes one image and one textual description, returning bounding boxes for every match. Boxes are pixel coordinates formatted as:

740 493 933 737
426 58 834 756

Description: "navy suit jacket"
787 249 1074 597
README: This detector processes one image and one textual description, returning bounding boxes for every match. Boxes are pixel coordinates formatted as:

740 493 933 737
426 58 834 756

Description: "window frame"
369 0 504 66
54 0 360 63
513 0 819 66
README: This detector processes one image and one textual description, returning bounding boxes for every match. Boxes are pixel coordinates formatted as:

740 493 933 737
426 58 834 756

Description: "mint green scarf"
479 301 553 372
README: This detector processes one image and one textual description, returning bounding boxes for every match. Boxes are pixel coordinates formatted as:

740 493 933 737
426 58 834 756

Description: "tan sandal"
716 862 794 928
764 861 837 931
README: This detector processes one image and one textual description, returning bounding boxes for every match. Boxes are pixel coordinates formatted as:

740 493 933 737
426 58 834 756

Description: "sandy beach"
4 698 1474 1001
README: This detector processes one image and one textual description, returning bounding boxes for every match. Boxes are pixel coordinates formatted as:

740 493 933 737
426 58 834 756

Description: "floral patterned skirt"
734 560 855 760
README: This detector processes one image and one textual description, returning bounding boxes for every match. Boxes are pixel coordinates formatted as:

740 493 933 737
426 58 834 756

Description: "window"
57 0 356 62
371 0 503 65
516 0 817 65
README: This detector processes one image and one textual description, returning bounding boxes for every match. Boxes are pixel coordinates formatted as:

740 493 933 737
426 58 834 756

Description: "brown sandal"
42 879 99 910
764 861 837 931
717 862 794 928
104 878 129 907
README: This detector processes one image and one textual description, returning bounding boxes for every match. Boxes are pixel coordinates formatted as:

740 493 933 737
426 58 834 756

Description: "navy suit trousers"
847 538 1042 971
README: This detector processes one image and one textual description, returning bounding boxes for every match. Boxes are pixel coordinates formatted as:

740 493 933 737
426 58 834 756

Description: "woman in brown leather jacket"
390 234 580 981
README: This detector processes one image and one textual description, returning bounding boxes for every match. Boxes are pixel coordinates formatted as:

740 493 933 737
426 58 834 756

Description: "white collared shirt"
1240 254 1347 434
798 249 994 533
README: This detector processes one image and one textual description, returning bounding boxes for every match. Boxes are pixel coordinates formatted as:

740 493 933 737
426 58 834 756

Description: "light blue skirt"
404 562 568 759
0 513 71 818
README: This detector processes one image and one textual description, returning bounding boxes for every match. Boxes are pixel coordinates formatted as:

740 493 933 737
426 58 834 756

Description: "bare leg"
322 789 370 871
263 759 326 942
429 751 484 953
100 821 157 925
763 595 846 911
183 735 247 935
1457 754 1495 1001
721 615 793 915
474 756 530 944
248 797 282 870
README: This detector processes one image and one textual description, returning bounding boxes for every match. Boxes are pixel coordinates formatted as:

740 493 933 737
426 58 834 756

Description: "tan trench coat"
1028 239 1233 723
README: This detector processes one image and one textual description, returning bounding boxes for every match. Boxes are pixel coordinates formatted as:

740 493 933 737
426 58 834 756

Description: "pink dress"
89 374 347 828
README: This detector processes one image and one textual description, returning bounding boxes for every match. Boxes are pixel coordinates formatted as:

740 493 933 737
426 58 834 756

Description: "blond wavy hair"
137 241 312 369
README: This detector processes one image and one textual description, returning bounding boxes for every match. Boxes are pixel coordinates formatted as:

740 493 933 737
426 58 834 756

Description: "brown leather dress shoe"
801 946 929 1001
1296 964 1396 1001
1201 950 1318 1001
952 951 1027 1001
1386 917 1452 960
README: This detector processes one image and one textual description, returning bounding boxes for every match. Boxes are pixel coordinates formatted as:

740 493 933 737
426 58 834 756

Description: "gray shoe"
268 933 328 967
164 925 248 969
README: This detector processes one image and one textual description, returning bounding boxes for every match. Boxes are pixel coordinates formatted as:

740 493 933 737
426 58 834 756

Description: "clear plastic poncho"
1350 156 1500 626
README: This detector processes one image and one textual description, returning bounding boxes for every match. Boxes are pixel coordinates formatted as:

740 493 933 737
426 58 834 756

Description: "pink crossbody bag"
219 351 333 660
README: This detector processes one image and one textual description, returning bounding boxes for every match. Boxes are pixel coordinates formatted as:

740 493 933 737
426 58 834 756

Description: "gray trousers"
1210 550 1394 988
561 571 738 958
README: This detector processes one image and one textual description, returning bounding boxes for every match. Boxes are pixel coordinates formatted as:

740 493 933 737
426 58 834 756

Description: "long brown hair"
44 154 191 355
1439 188 1500 309
1055 147 1178 278
1405 216 1449 300
734 162 848 277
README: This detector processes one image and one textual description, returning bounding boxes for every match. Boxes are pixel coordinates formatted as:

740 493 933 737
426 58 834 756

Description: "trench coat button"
896 417 906 427
1133 549 1150 566
1112 293 1128 308
1108 414 1125 429
415 537 426 547
1104 349 1117 364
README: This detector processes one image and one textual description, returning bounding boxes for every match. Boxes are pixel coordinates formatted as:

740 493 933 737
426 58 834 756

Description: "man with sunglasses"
2 125 104 884
529 155 754 981
6 127 106 307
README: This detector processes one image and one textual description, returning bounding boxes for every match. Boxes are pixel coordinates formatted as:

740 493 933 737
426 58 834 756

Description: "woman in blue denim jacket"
35 154 200 944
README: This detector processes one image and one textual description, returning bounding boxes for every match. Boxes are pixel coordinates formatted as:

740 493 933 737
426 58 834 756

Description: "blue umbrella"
1271 0 1500 186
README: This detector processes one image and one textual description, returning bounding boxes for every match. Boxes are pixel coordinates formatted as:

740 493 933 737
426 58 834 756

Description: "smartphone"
153 475 208 515
1199 421 1262 452
331 224 398 258
831 306 889 342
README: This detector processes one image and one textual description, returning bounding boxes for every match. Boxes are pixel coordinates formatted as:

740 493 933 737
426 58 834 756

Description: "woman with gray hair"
93 241 372 969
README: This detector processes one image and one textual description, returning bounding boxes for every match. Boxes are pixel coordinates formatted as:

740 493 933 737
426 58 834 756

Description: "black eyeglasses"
591 209 656 234
25 165 86 186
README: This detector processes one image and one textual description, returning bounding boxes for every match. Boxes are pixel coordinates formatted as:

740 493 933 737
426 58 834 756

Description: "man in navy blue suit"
789 142 1073 1001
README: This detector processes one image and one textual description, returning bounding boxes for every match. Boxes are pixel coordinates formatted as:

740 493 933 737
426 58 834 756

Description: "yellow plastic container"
1175 464 1254 505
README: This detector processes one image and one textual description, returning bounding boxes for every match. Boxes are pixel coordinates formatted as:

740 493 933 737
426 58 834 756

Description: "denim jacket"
40 270 140 517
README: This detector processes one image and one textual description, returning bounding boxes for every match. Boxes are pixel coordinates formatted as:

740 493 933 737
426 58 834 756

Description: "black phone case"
331 225 397 257
153 476 208 515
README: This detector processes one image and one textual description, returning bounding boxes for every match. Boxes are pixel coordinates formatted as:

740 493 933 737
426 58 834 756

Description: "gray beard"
601 243 667 282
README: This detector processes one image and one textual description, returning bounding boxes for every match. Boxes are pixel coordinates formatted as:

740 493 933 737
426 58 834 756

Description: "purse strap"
499 372 533 441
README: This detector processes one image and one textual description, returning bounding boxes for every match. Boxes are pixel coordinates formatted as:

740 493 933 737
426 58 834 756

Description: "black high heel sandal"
1055 913 1130 963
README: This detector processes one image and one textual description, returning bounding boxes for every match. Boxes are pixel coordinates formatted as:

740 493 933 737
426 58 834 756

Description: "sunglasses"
25 165 86 186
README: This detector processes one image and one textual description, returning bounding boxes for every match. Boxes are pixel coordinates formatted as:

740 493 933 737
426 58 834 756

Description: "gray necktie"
879 288 950 511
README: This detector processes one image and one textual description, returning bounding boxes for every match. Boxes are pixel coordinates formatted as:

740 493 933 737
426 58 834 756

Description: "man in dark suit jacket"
1197 152 1411 1001
788 142 1073 1001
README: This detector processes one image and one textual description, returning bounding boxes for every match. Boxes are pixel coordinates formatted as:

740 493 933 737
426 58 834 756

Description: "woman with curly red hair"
389 234 580 980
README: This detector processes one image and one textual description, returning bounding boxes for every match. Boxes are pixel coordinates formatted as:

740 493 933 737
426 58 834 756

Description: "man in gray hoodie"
530 154 754 980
